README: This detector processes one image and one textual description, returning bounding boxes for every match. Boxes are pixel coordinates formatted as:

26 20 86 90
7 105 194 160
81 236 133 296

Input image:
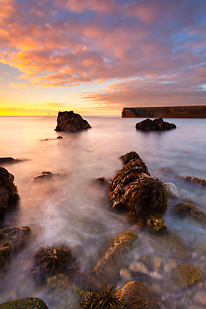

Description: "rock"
120 269 133 282
164 182 180 198
171 265 203 287
135 118 176 131
0 157 19 164
0 167 19 221
192 243 206 255
172 202 206 225
0 298 49 308
146 230 191 260
91 232 141 281
57 136 62 139
32 245 78 286
193 291 206 306
121 151 141 165
184 176 206 186
55 111 91 133
150 271 164 280
0 225 31 252
129 261 149 275
151 256 162 271
108 152 168 221
0 245 11 272
34 171 60 180
119 280 157 309
95 177 106 184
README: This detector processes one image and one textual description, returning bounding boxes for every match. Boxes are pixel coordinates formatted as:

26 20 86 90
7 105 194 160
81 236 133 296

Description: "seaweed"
80 281 124 309
121 151 141 165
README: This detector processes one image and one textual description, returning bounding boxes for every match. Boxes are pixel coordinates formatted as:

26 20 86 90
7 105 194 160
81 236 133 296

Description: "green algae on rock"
0 167 19 221
91 232 141 281
172 202 206 225
171 265 203 287
119 280 157 309
80 281 124 309
0 298 49 309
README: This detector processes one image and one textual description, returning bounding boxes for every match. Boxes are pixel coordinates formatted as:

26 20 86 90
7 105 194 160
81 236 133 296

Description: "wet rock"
108 153 168 221
0 298 49 308
135 118 176 131
151 256 162 271
55 111 91 133
57 136 62 139
46 273 71 291
171 265 203 287
150 271 164 280
164 182 180 198
129 261 149 275
172 202 206 225
185 176 206 186
0 225 31 252
119 280 157 309
193 291 206 306
91 232 141 281
0 167 19 221
121 151 141 165
146 230 191 260
32 245 79 286
192 243 206 255
147 216 167 232
95 177 106 184
0 157 20 164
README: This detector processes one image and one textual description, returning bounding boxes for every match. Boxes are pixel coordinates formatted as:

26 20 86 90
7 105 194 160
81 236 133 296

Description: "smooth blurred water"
0 116 206 308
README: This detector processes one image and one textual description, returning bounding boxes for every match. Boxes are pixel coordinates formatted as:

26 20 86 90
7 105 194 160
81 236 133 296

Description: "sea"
0 115 206 308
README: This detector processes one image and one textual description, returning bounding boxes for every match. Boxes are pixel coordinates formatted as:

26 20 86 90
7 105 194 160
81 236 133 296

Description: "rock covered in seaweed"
135 118 176 131
0 167 19 221
184 176 206 186
91 232 141 281
119 280 157 309
108 152 168 220
55 111 91 133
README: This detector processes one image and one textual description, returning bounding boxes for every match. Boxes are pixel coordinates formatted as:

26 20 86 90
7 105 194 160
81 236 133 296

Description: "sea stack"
55 111 91 133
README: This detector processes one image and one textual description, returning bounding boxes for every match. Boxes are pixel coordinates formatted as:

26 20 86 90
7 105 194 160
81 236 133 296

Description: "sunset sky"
0 0 206 116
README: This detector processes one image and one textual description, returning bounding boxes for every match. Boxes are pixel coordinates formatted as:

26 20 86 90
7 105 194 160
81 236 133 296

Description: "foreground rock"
32 245 79 287
0 298 49 309
91 232 141 281
119 281 157 309
108 152 168 221
135 118 176 131
0 167 19 221
172 202 206 225
55 111 91 133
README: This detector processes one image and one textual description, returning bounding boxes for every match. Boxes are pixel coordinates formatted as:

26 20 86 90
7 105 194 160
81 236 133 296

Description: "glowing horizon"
0 0 206 116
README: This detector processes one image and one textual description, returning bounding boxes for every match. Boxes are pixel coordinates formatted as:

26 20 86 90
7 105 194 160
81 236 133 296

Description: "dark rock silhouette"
135 118 176 131
55 111 91 133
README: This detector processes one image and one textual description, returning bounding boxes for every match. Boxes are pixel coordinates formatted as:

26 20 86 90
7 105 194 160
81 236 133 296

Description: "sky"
0 0 206 116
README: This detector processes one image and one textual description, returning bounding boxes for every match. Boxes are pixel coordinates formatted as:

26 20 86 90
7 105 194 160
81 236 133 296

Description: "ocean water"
0 115 206 308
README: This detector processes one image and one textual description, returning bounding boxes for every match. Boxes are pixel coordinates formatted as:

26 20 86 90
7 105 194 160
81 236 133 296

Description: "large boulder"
0 167 19 221
0 298 49 309
119 281 157 309
91 232 141 281
55 111 91 133
136 118 176 131
108 152 168 220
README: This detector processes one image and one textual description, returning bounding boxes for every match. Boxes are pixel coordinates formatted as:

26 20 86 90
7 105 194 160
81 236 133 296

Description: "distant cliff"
122 106 206 118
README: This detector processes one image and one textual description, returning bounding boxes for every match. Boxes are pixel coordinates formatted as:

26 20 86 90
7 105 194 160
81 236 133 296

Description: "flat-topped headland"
122 106 206 118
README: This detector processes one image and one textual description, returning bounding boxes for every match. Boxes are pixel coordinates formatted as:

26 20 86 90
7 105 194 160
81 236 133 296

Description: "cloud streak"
0 0 206 111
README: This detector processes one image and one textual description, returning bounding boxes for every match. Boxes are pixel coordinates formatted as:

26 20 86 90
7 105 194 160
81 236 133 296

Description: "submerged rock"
0 225 31 252
0 157 20 164
172 202 206 225
184 176 206 186
55 111 91 133
119 280 157 309
0 298 49 309
91 232 141 281
0 167 19 221
0 245 11 272
108 152 168 221
135 118 176 131
34 171 57 180
171 265 203 287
